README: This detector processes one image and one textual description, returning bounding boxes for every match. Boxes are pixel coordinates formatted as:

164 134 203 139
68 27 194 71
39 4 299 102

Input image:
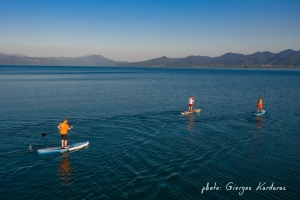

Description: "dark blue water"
0 66 299 199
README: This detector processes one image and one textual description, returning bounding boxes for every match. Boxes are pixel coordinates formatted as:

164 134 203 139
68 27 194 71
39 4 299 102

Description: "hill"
0 53 119 66
0 49 300 68
121 49 300 68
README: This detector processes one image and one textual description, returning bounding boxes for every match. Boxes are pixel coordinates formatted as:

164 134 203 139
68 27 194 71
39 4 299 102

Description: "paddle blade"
41 133 47 137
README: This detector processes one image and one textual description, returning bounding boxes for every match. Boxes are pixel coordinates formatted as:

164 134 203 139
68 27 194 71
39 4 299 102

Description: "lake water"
0 66 299 199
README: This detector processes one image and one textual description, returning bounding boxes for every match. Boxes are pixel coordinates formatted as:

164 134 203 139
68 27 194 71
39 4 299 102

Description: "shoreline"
1 64 300 69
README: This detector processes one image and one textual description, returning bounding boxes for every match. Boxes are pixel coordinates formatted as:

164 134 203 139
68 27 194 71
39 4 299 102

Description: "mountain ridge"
0 49 300 68
123 49 300 68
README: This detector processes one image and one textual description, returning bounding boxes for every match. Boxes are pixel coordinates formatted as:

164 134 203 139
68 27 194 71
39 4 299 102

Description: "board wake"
254 110 265 116
181 109 201 115
37 141 89 154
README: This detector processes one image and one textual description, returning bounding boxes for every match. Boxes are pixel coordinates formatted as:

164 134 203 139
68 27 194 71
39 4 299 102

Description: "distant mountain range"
0 53 119 66
1 49 300 68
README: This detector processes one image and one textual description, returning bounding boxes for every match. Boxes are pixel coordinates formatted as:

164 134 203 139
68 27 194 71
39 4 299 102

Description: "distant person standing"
188 96 195 111
58 119 73 149
256 98 263 113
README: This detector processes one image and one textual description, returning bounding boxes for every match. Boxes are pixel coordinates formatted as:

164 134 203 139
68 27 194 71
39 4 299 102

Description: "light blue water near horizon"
0 66 299 199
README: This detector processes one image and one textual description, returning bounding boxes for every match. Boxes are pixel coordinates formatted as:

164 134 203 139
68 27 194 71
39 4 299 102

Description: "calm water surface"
0 66 299 199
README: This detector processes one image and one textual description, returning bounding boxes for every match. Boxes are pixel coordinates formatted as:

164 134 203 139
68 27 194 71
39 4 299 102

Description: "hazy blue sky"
1 0 299 61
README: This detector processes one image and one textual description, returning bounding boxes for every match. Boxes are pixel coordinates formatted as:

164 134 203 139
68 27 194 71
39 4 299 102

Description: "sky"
0 0 300 62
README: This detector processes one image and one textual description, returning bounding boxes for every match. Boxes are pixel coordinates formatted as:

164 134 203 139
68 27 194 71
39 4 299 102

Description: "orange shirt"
257 103 263 109
59 122 69 134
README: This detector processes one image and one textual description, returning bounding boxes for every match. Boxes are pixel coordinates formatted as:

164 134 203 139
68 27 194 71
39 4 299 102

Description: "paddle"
41 130 58 137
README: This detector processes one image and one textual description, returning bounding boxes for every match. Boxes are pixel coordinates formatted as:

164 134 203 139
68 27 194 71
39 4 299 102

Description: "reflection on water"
249 116 265 169
254 116 263 139
58 153 72 186
255 116 263 130
187 114 194 132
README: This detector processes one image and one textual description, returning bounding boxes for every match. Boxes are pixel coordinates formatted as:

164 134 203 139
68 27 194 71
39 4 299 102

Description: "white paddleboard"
181 109 201 115
37 141 89 154
254 110 265 116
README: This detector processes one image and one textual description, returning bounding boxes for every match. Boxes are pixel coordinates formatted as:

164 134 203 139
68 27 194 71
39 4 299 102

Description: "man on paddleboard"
188 96 195 111
58 119 73 149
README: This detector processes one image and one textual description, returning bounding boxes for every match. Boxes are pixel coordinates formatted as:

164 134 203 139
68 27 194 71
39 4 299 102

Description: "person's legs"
61 134 68 148
64 134 68 147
